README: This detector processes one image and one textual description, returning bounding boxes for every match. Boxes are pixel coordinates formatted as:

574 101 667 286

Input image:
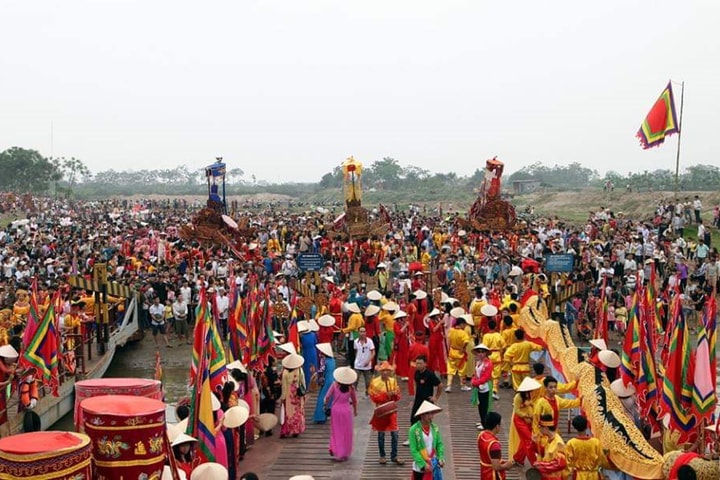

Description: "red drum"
374 401 398 417
0 431 92 480
81 395 166 480
74 378 163 432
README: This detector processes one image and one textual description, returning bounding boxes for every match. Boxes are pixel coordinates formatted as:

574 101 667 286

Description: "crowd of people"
0 192 719 479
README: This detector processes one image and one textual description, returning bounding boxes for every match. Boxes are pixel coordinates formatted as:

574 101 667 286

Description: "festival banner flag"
186 320 216 463
620 288 659 420
692 296 717 422
20 289 61 397
190 288 226 391
254 290 272 366
659 294 696 436
620 292 641 386
21 278 40 347
287 294 300 352
228 277 245 363
636 81 680 149
378 203 392 224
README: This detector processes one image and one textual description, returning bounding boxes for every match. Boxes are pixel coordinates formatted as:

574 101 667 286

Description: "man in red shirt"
407 331 430 396
478 412 516 480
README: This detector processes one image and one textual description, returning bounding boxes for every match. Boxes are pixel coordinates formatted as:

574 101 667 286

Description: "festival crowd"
0 192 719 480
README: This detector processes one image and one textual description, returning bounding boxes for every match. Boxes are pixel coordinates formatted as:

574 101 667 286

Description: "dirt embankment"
512 189 720 224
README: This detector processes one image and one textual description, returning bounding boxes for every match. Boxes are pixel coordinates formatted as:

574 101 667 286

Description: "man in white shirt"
149 296 172 348
693 196 702 224
172 295 190 344
597 259 614 285
215 287 230 340
353 327 375 396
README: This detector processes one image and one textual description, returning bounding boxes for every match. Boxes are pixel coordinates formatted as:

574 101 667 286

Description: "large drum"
0 431 92 480
75 378 163 432
81 395 166 480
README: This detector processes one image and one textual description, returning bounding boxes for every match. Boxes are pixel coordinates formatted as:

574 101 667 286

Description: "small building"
512 179 541 194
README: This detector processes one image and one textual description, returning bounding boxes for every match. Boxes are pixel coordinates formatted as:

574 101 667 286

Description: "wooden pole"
673 81 685 201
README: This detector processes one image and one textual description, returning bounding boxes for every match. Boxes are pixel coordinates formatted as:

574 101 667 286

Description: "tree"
403 165 431 182
319 166 343 189
369 157 403 189
227 167 245 184
0 147 59 193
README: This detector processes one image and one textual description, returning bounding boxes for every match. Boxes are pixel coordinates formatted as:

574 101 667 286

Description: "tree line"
1 146 717 199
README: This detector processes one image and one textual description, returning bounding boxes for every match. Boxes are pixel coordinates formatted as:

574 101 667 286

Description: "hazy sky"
2 1 718 183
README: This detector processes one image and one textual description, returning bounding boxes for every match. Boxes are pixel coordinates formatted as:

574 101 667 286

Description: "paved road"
238 359 523 480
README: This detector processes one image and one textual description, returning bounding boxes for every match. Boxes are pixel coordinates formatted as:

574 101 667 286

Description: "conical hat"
439 291 450 303
365 304 381 317
450 307 466 319
393 310 408 319
166 422 182 443
236 398 250 411
480 304 498 317
211 393 221 411
382 301 399 311
598 350 621 368
308 319 320 332
427 308 441 317
297 320 311 333
316 343 334 358
282 354 305 370
176 418 188 435
278 342 297 356
413 290 427 300
171 433 198 448
415 400 442 416
517 376 542 392
317 314 335 327
347 302 361 313
190 462 228 480
444 297 458 305
222 405 249 428
162 466 187 480
472 343 490 351
226 360 247 374
610 379 636 398
0 344 18 358
589 339 607 350
257 412 279 432
367 290 382 301
333 366 358 385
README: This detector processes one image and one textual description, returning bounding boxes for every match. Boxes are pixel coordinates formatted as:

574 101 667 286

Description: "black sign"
297 253 325 272
544 254 575 273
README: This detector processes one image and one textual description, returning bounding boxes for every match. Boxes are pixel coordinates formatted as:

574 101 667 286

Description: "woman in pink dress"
280 354 306 438
324 367 358 462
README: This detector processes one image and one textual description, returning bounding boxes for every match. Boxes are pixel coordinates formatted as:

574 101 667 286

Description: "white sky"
2 1 718 183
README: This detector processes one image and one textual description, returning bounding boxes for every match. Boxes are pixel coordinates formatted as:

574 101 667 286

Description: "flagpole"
673 81 685 201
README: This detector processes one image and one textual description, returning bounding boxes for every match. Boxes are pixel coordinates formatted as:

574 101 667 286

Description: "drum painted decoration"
0 431 92 480
81 395 166 480
74 378 163 432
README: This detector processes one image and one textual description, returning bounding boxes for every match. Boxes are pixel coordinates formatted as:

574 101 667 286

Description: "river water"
49 337 194 431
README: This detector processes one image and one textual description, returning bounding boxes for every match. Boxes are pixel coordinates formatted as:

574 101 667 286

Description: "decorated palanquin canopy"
0 431 92 480
342 156 363 204
81 395 166 480
74 378 163 432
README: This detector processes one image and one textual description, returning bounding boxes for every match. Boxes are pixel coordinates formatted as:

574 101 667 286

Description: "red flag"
637 81 680 149
20 288 61 397
659 292 696 440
